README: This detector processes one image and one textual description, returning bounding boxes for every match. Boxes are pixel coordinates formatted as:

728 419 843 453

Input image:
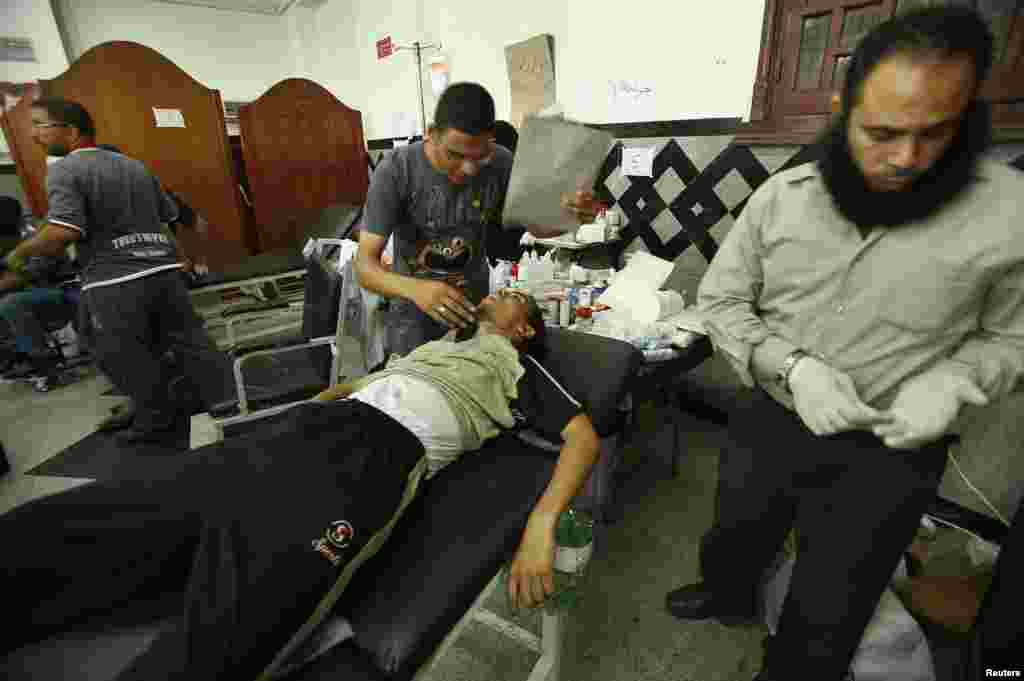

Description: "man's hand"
789 356 892 436
508 511 557 610
561 190 606 225
312 382 356 402
873 372 988 450
410 279 477 329
0 269 25 294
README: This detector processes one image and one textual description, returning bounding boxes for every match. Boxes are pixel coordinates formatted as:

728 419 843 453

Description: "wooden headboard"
0 84 45 219
2 41 253 269
239 78 368 252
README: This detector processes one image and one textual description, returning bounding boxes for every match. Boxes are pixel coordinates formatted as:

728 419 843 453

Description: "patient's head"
476 288 546 357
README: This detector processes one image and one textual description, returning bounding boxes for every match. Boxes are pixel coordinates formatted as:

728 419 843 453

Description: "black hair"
31 97 97 138
841 6 993 115
493 120 519 154
165 190 197 229
97 144 122 153
522 292 547 360
0 196 22 237
433 82 496 136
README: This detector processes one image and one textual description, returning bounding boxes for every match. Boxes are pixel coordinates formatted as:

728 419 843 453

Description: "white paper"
596 252 676 324
502 115 616 235
621 146 654 178
153 108 186 128
608 79 657 123
392 111 417 138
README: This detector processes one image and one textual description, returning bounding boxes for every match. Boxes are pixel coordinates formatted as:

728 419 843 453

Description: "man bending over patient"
1 288 599 680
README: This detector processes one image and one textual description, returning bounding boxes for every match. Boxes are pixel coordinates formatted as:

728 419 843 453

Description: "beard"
46 143 70 157
816 100 991 229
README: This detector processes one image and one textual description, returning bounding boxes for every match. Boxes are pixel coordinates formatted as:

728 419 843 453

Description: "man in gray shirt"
6 98 234 444
356 82 601 357
666 9 1023 680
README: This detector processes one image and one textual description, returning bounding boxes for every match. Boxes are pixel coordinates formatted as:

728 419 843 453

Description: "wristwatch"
778 349 810 393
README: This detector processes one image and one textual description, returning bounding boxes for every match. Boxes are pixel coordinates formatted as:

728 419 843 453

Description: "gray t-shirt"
46 148 181 290
362 142 514 356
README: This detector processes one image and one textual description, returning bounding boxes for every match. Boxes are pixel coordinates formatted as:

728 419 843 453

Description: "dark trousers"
701 389 949 680
1 401 424 680
80 271 235 432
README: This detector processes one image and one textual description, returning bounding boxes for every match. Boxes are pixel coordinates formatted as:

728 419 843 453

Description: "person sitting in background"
0 196 79 387
666 8 1024 680
1 288 600 679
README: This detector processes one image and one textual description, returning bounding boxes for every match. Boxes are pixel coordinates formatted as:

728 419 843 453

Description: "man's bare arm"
0 269 25 293
312 382 357 402
508 413 600 609
355 231 420 301
6 224 79 262
356 230 475 328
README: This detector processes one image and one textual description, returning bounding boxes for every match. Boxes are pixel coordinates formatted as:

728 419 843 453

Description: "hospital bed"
1 312 643 681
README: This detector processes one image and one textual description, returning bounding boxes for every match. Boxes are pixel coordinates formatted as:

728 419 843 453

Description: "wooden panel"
0 83 45 217
37 41 253 270
239 78 369 253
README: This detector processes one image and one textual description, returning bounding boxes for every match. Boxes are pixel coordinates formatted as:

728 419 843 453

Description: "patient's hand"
312 383 355 402
508 511 557 609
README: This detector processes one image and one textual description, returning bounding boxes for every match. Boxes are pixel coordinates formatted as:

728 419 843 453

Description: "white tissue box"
575 223 606 244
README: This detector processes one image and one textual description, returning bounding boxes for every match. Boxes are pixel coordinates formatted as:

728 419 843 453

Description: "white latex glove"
789 356 892 436
873 372 988 450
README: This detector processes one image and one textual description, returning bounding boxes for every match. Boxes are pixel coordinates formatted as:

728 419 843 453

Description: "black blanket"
3 401 426 681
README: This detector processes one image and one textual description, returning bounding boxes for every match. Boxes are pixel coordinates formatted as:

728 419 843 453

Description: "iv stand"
395 41 442 136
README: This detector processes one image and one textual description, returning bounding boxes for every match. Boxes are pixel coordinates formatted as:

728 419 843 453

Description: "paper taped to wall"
502 115 615 235
153 108 185 128
621 146 654 177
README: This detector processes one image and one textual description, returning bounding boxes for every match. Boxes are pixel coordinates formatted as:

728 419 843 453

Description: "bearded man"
666 6 1024 680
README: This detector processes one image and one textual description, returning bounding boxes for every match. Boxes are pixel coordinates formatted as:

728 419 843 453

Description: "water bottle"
548 508 594 612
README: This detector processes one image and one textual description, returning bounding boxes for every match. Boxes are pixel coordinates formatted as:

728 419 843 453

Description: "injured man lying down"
1 288 600 681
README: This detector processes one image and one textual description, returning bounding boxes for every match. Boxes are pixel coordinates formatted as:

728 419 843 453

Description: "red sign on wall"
376 36 393 60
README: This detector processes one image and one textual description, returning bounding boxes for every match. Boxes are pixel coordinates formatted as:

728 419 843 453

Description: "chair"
2 329 643 681
222 239 357 422
0 279 91 392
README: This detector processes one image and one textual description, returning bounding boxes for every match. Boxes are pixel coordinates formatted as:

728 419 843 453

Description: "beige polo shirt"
697 159 1024 411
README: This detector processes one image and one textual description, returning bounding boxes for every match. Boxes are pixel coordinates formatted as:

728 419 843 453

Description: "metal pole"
414 42 427 135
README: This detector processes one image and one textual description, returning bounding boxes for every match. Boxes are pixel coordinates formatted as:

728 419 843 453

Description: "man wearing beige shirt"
666 7 1024 681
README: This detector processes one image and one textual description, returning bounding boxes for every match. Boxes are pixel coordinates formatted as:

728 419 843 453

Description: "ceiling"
151 0 324 16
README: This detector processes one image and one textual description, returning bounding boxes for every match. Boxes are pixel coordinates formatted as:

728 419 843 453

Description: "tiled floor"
0 367 116 514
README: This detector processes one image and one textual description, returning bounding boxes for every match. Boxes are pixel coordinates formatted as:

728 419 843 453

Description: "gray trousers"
80 271 235 432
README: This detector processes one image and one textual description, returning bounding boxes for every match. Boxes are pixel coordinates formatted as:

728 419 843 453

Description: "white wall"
562 0 765 123
298 0 764 139
1 0 70 83
1 0 71 157
55 0 296 103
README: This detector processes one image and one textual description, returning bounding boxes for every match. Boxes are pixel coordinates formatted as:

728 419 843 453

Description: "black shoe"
98 402 136 431
665 582 757 624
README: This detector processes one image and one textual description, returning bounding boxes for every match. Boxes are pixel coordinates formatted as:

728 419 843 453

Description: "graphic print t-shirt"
362 142 513 356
